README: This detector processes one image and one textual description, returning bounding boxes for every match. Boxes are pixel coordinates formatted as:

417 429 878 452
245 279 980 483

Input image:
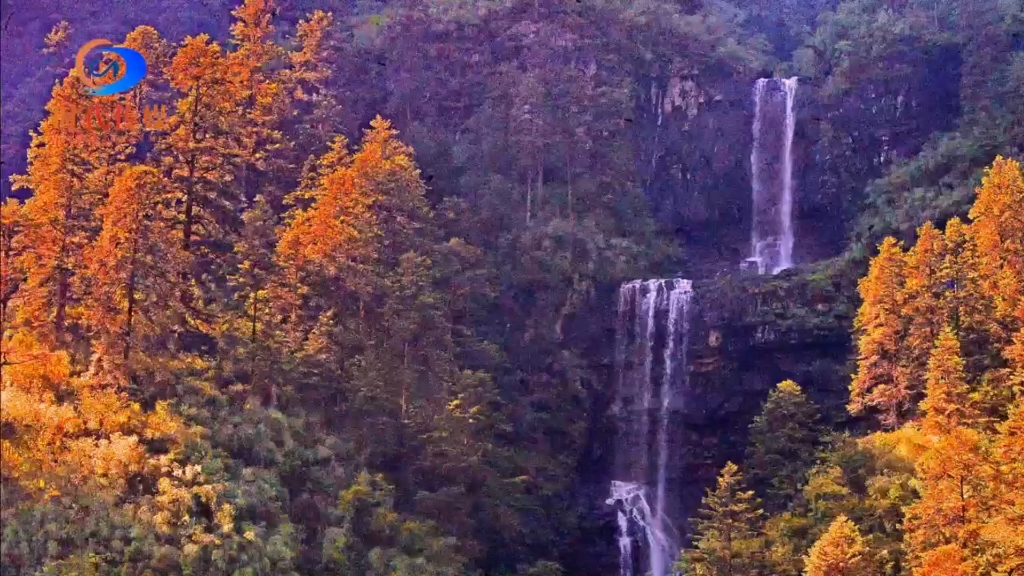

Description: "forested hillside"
0 0 1022 574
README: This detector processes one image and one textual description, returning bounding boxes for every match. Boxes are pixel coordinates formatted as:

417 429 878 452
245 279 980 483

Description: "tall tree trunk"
401 342 410 421
182 180 195 251
124 232 142 361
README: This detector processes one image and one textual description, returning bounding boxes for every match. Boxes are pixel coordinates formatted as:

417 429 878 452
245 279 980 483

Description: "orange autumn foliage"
851 158 1024 427
1 198 25 338
850 236 909 427
914 545 972 576
160 34 247 254
276 116 430 279
852 158 1024 575
920 327 978 435
968 157 1024 350
10 73 141 347
803 515 875 576
979 400 1024 575
82 166 189 373
0 330 179 496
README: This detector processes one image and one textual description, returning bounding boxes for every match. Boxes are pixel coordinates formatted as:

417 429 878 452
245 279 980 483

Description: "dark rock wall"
673 260 858 537
598 258 861 545
634 45 962 279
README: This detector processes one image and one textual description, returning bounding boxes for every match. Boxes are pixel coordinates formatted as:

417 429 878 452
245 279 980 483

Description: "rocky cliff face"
684 260 857 519
636 71 758 277
634 44 962 280
592 45 961 565
597 256 861 557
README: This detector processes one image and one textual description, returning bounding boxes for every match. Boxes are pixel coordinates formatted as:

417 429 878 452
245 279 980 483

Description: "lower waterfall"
606 279 693 576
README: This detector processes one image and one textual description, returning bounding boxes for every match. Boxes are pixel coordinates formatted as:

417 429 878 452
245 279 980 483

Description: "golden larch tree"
978 399 1024 574
939 217 991 373
276 116 431 282
851 236 909 427
967 157 1024 349
1 198 25 341
901 221 951 402
11 72 141 347
82 165 189 377
803 515 874 576
904 425 992 573
228 0 291 204
285 10 345 153
160 34 246 254
920 326 978 435
122 25 173 99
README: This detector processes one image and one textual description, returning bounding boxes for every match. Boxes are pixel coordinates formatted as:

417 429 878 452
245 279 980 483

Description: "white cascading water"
747 77 798 275
607 279 693 576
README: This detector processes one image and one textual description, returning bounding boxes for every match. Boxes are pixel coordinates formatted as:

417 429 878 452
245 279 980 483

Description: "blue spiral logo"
75 39 147 96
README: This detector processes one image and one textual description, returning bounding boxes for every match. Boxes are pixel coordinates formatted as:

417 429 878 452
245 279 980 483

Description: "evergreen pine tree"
226 194 282 402
745 380 822 512
680 462 767 576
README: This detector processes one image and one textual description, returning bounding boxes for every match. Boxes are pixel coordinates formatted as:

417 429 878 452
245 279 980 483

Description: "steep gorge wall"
634 45 962 280
589 57 964 566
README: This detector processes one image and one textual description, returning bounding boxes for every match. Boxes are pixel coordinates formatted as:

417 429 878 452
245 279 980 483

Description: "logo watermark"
75 39 147 96
58 39 171 133
56 102 171 133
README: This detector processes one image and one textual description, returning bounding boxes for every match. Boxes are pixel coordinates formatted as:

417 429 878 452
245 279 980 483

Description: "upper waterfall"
746 77 798 275
607 279 693 576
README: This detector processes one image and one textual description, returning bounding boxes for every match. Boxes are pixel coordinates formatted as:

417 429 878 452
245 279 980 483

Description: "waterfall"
607 279 693 576
746 77 798 275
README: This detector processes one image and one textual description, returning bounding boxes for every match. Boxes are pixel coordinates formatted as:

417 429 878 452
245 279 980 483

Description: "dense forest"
0 0 1022 574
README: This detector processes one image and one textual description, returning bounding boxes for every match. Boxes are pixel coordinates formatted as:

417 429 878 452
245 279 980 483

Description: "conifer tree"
979 399 1024 575
82 165 188 376
803 515 874 576
901 221 950 402
851 236 909 428
159 34 247 279
11 72 141 347
228 0 291 204
967 157 1024 412
1 198 25 341
286 10 346 155
745 380 822 512
323 471 468 576
920 327 977 435
904 426 992 573
968 157 1024 350
276 117 434 334
227 194 282 402
939 217 992 372
680 462 767 576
